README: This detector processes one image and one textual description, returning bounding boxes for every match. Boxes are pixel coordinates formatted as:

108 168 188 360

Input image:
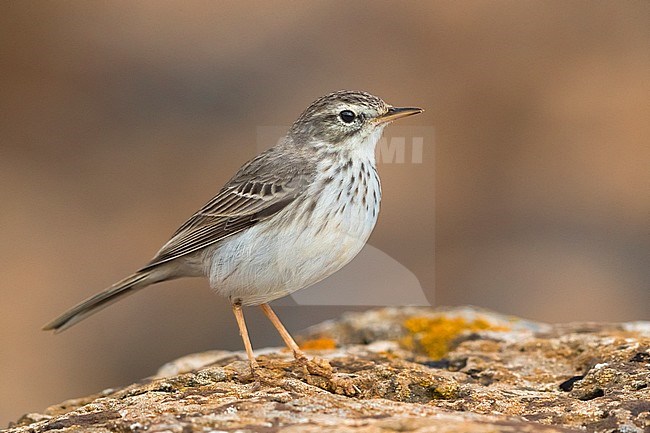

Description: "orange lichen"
299 337 338 350
401 316 509 359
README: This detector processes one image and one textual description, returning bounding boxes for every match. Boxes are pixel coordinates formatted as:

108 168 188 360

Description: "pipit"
44 90 423 370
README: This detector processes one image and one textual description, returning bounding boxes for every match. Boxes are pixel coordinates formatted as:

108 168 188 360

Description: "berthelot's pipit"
44 90 423 370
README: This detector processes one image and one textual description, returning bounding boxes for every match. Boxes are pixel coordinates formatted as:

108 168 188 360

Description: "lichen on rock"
6 307 650 433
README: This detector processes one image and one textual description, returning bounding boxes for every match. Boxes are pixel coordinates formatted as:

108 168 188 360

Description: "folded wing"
140 148 314 271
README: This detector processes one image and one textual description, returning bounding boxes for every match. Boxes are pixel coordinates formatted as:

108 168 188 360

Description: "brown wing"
139 146 314 271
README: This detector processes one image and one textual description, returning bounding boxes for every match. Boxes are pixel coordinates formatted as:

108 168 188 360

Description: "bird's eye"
339 110 356 123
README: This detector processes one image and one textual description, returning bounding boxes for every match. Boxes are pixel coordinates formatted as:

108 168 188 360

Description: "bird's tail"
43 271 158 333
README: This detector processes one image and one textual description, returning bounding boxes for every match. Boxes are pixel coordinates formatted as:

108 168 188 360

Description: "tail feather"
43 272 153 333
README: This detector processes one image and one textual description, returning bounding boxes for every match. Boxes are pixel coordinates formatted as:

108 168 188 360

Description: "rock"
5 307 649 433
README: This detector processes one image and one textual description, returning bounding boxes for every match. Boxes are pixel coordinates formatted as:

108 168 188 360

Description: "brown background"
1 1 648 425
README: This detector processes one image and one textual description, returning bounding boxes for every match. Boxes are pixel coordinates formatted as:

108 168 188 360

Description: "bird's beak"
375 106 424 124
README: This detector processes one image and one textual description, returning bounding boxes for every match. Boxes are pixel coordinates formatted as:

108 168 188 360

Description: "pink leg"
260 303 306 360
232 303 258 369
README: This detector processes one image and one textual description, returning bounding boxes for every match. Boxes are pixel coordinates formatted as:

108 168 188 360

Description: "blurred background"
1 0 648 425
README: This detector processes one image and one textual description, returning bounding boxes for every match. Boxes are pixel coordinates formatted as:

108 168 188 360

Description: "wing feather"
139 146 314 271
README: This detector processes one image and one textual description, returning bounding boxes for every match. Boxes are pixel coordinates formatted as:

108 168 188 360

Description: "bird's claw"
294 354 334 378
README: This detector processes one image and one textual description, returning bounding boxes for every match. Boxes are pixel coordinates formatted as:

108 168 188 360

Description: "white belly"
206 159 381 305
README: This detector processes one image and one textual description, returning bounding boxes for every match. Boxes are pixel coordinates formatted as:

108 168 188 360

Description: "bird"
43 90 423 370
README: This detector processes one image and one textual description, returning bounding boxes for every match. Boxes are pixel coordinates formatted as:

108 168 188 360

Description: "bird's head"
289 90 423 154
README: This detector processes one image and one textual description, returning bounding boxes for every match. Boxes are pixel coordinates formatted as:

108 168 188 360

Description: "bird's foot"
294 352 333 378
234 358 260 384
293 354 360 395
328 373 361 396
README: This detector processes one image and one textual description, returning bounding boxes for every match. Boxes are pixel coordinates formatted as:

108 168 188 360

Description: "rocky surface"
6 307 650 432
